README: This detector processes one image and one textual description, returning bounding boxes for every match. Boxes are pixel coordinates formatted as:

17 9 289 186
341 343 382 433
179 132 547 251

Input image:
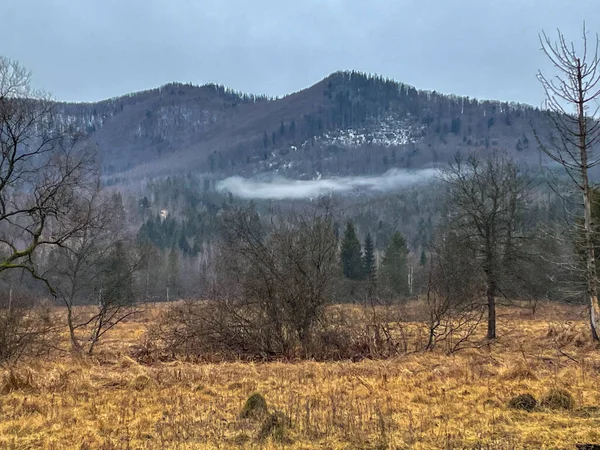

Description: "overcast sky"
2 1 597 105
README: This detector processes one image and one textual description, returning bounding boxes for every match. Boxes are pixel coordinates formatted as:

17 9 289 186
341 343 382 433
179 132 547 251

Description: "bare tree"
440 152 532 339
46 192 142 355
424 231 485 352
222 200 339 356
0 56 97 290
154 200 340 360
537 25 600 340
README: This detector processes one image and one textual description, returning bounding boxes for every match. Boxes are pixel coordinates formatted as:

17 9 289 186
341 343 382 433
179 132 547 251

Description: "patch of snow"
318 116 420 148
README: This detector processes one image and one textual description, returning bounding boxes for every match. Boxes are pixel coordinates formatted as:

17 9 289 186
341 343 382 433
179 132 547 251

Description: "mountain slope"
53 71 548 181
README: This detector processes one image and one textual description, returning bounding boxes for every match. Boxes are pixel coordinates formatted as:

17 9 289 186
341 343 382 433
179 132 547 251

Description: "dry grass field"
1 303 600 449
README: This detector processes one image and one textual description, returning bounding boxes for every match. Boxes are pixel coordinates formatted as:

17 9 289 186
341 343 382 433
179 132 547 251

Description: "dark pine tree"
420 248 427 267
363 232 376 294
381 232 409 297
341 221 364 280
99 241 134 307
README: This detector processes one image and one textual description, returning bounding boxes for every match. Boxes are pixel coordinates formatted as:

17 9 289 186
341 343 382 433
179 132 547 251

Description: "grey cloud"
217 169 437 200
2 1 599 106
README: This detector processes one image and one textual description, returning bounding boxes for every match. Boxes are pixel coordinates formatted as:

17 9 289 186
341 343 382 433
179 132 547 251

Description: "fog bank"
217 168 437 200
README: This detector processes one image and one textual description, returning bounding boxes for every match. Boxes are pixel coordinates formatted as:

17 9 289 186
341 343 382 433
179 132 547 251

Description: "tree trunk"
486 282 496 340
583 185 600 340
576 58 600 341
583 180 600 340
67 307 83 354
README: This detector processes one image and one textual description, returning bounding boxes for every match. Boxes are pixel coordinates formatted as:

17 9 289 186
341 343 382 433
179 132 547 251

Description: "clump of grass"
1 369 36 394
573 406 600 418
502 363 538 381
130 374 152 391
230 432 251 446
540 388 575 410
239 393 268 420
411 393 428 404
507 393 537 411
483 398 501 409
258 411 291 443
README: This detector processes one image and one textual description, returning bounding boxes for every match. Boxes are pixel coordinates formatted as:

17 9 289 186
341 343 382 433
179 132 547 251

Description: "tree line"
1 25 600 363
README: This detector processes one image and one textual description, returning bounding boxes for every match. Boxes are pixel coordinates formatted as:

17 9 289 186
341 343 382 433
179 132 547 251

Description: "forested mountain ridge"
53 71 548 182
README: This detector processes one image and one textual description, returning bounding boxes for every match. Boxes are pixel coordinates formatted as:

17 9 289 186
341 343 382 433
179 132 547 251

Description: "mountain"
53 71 548 183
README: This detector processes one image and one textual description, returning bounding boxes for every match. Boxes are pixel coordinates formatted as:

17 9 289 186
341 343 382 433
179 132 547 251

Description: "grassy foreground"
1 304 600 449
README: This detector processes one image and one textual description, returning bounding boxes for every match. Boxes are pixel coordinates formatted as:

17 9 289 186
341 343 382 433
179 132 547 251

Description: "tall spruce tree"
167 247 180 300
341 221 364 280
98 241 135 308
381 232 409 297
363 233 376 294
420 248 427 266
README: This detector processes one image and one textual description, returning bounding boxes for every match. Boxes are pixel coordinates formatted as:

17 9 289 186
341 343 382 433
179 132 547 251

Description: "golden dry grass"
1 303 600 449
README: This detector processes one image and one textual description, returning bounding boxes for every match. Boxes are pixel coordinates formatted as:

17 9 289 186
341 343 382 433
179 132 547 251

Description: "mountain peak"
52 73 545 184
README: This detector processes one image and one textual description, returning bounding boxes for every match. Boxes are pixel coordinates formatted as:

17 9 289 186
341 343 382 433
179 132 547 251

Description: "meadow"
1 303 599 450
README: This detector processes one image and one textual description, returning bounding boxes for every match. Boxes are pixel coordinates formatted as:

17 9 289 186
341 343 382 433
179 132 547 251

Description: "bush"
540 388 575 410
148 300 407 362
0 299 57 364
507 393 537 411
239 393 268 420
258 411 291 443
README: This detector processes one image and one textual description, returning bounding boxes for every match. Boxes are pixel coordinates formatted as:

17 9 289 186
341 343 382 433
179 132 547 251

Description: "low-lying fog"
217 168 437 200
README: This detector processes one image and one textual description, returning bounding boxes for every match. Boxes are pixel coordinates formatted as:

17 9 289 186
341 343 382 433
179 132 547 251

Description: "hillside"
54 71 548 182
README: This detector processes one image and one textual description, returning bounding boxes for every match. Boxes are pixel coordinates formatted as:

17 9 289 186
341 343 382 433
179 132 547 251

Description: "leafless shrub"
0 293 58 364
424 231 486 353
309 303 406 361
147 298 411 362
151 299 277 361
162 200 341 360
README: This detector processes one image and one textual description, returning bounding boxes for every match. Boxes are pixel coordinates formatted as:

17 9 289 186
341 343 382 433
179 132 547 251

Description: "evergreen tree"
98 241 134 307
451 117 461 134
137 239 160 300
381 232 410 297
363 233 376 294
420 248 427 266
167 248 180 300
341 221 364 280
139 196 151 216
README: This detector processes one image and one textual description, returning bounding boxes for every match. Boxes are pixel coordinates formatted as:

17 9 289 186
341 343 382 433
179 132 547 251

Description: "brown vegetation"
0 302 599 449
